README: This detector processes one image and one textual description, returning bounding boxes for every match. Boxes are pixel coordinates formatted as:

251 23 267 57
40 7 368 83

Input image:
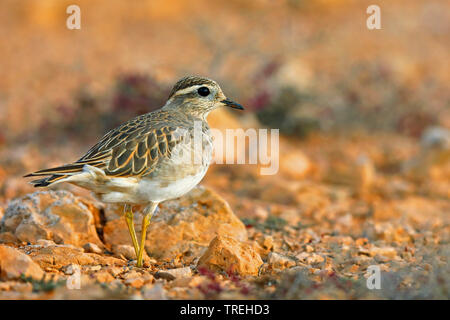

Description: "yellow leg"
124 204 140 262
137 203 157 268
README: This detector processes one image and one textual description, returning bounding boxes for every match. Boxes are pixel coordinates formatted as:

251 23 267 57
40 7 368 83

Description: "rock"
112 244 136 260
403 126 450 182
369 246 397 259
296 252 325 265
51 284 132 300
26 244 125 269
121 270 142 280
154 271 175 281
1 191 103 247
197 235 263 276
259 235 274 252
36 239 56 247
141 274 155 285
107 267 124 278
0 282 12 291
62 263 79 275
0 245 44 280
142 283 167 300
267 252 296 269
374 223 415 243
125 278 145 289
86 265 102 272
93 271 115 283
29 245 90 268
0 232 18 244
421 126 450 150
254 206 269 220
247 240 264 259
233 201 269 221
103 186 247 260
83 242 103 254
168 275 205 289
9 282 33 293
155 267 191 281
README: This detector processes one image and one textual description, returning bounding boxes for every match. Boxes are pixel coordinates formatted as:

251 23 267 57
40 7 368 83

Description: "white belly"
135 166 209 202
79 166 208 204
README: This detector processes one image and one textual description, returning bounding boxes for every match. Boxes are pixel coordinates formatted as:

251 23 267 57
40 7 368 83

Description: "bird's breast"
136 129 213 202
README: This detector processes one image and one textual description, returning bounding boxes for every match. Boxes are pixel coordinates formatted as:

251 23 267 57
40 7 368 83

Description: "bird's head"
163 76 244 118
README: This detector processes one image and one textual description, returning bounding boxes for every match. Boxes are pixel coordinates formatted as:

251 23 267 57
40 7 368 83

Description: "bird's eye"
197 86 210 97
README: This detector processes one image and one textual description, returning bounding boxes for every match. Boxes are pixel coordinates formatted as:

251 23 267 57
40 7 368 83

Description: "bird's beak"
221 98 244 110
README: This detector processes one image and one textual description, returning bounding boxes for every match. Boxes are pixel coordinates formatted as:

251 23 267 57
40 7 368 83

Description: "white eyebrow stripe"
172 85 205 96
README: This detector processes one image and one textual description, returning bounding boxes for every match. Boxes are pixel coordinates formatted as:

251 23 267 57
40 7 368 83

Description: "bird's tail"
24 163 86 187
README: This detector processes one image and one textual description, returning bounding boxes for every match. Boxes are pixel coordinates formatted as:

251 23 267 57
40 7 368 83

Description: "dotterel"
25 75 244 267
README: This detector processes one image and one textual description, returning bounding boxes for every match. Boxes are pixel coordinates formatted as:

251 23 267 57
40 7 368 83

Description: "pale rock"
253 235 274 259
0 282 11 291
142 274 154 284
369 246 397 259
267 252 296 269
307 254 324 265
1 191 103 247
51 284 131 300
108 267 124 278
112 244 137 260
93 271 115 283
169 275 205 289
62 263 80 275
36 239 56 247
155 267 191 281
27 244 125 269
254 206 269 220
0 245 44 280
121 270 142 280
296 252 324 265
10 282 33 293
142 283 167 300
83 242 103 254
0 232 18 244
125 277 145 288
86 265 102 272
374 223 415 243
337 213 353 228
249 240 268 260
197 235 263 276
403 126 450 182
260 235 274 251
421 126 450 150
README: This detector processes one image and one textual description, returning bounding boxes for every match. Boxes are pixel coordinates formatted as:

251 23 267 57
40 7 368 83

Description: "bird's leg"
137 202 158 268
124 204 140 262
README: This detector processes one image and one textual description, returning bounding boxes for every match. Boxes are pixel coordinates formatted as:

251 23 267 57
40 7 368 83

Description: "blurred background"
1 0 449 206
1 0 448 194
0 0 449 299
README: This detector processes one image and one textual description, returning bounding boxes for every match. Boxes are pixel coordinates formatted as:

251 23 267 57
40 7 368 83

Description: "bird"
24 75 244 267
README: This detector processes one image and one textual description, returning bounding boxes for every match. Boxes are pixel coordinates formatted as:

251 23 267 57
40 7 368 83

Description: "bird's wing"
25 111 188 182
